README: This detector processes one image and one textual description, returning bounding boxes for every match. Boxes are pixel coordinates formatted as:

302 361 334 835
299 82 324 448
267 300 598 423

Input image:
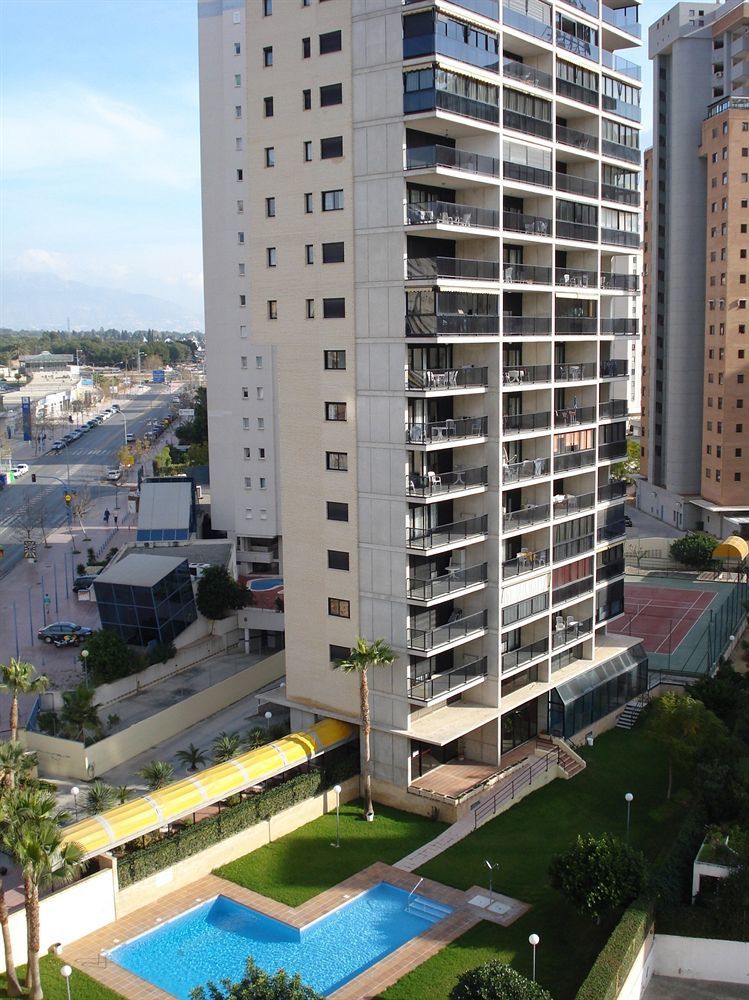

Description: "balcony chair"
447 609 464 624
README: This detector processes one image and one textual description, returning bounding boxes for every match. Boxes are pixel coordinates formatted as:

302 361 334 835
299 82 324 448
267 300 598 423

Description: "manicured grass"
215 800 446 906
0 956 125 999
381 723 689 1000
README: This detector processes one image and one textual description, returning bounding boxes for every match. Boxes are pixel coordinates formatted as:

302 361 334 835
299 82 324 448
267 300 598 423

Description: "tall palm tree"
175 743 208 772
211 731 242 763
0 741 38 791
59 684 102 744
0 660 49 743
332 638 396 821
139 760 175 790
0 795 22 996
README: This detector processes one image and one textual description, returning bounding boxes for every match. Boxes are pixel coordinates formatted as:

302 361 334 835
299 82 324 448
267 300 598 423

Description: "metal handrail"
473 748 559 828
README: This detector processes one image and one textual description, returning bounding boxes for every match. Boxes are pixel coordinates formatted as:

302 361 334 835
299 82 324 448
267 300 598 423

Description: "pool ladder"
407 877 424 902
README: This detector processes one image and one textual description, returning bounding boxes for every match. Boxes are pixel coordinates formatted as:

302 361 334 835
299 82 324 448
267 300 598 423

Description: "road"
0 385 177 579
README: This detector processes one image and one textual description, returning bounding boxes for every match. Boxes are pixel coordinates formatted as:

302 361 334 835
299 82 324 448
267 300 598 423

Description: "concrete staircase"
616 700 645 730
535 736 586 777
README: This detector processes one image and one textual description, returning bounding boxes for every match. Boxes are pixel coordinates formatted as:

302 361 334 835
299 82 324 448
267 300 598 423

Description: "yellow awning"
62 718 355 860
713 535 749 560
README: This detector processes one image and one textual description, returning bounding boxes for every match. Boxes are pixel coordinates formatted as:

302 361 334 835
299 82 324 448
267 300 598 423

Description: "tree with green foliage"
332 637 396 821
196 566 247 622
670 532 719 569
0 741 38 792
245 727 267 751
0 793 23 995
450 961 552 1000
189 958 324 1000
0 659 48 743
176 387 208 446
211 732 242 763
83 781 117 816
610 438 640 483
139 760 175 790
59 684 103 744
176 743 208 772
549 832 648 923
186 441 209 466
82 630 142 684
650 692 727 799
691 662 749 741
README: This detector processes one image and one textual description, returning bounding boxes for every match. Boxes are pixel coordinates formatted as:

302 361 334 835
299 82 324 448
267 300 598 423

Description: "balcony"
601 5 641 39
597 559 625 581
598 440 627 461
555 268 597 289
600 318 638 336
503 410 551 435
502 591 549 627
503 160 553 188
404 32 500 74
602 95 641 123
502 363 551 386
601 184 640 207
600 359 628 378
408 609 488 652
503 211 551 236
407 514 488 551
407 416 488 446
503 316 552 337
406 313 499 338
598 480 627 503
556 78 599 107
600 272 639 292
555 316 598 334
599 399 628 420
503 263 552 285
597 521 626 542
557 124 599 154
407 256 500 282
503 547 549 579
503 58 553 92
407 562 488 602
555 220 598 243
556 173 598 198
601 228 640 249
406 143 500 181
502 4 553 44
601 139 640 165
553 576 594 606
551 615 593 649
406 366 489 392
596 601 624 624
408 0 497 18
553 491 596 516
556 30 598 64
502 637 549 673
503 108 553 140
554 534 595 561
554 448 597 472
408 655 488 703
602 51 641 81
555 362 597 382
503 503 551 531
407 465 489 499
406 200 499 231
404 86 499 126
502 457 550 483
554 404 596 427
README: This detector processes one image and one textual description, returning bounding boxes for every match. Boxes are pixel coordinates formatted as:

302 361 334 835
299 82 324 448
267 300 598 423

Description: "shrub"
190 958 323 1000
450 961 552 1000
83 630 142 685
196 566 247 620
549 832 648 923
147 640 176 666
669 533 719 569
575 897 654 1000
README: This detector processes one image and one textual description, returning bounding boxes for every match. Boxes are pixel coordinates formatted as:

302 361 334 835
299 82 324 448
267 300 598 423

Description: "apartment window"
743 225 748 233
322 242 344 263
256 356 263 368
240 356 248 368
319 30 342 54
744 202 749 209
304 140 313 162
323 297 345 318
263 46 273 67
744 174 749 183
329 645 349 662
740 350 746 359
741 325 747 333
736 472 743 482
325 402 346 421
242 386 249 398
258 417 265 429
257 386 265 400
327 501 348 521
235 137 243 151
244 477 252 489
259 447 266 459
306 298 315 319
244 447 251 459
723 172 728 184
739 399 745 408
302 36 311 58
259 509 268 520
320 135 343 159
240 324 247 338
265 146 275 167
305 244 314 264
320 83 343 106
304 192 313 213
263 96 274 117
738 424 744 432
237 168 243 181
235 74 242 87
736 448 743 457
235 105 242 118
707 421 713 431
716 469 722 482
303 88 312 110
234 42 241 55
267 247 277 267
259 477 267 489
266 197 276 217
328 598 350 618
239 294 246 307
326 450 348 471
262 0 272 14
245 507 252 519
268 300 277 319
324 349 346 369
238 263 245 276
237 200 244 214
322 189 344 211
243 417 250 430
328 550 350 571
706 469 711 479
238 231 245 244
744 122 749 131
724 121 729 134
706 444 712 455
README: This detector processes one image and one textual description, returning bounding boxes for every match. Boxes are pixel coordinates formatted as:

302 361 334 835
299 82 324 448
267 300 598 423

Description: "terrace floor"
409 742 537 800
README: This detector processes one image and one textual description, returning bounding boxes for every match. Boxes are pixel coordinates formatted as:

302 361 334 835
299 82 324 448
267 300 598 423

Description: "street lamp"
60 963 72 1000
625 792 634 842
71 786 80 822
528 933 540 981
264 710 272 731
484 860 499 902
80 649 89 686
331 784 342 848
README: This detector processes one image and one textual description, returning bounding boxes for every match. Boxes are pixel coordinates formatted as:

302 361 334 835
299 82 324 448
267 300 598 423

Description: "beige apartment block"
199 0 647 813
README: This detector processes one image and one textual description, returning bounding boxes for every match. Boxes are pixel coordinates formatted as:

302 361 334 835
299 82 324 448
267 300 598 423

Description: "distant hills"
0 272 203 334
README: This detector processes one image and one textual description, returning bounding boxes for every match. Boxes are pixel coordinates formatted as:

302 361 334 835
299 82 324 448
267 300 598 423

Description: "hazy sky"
0 0 674 321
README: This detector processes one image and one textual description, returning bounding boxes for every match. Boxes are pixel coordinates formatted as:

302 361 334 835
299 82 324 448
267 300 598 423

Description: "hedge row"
117 750 358 889
575 896 654 1000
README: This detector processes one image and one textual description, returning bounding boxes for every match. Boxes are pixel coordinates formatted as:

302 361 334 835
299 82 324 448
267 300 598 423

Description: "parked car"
37 622 94 646
72 575 98 593
51 440 66 452
107 468 122 481
624 515 633 527
125 432 135 443
111 403 121 412
10 463 29 477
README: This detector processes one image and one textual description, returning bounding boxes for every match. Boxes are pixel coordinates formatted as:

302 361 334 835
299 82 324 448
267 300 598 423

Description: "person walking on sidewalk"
113 513 118 527
103 508 111 524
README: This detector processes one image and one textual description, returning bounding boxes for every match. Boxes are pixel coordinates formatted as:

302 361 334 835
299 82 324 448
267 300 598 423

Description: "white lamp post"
264 710 272 731
625 792 634 842
80 648 89 686
71 786 80 822
528 933 540 981
484 860 498 902
331 784 342 848
60 963 72 1000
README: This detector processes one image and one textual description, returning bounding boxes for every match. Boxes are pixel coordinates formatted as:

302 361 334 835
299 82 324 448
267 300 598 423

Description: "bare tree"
13 497 42 560
72 487 95 541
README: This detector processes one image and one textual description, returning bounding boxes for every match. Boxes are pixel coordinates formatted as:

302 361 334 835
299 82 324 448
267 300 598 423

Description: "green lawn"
215 800 446 906
0 956 125 999
381 724 688 1000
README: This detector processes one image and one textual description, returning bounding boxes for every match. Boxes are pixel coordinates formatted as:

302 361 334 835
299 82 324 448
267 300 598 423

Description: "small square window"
306 298 315 319
738 424 744 432
264 96 274 117
238 263 245 276
305 244 314 264
238 231 245 244
326 450 348 471
267 247 277 267
266 197 276 218
240 324 247 338
263 46 273 67
328 597 350 618
243 417 250 430
244 476 252 489
234 42 241 55
265 146 275 167
322 189 344 211
323 297 345 318
329 645 349 662
268 300 278 320
320 135 343 159
303 89 312 110
258 417 265 430
259 447 266 459
319 30 342 55
736 472 742 481
245 507 253 519
325 401 346 421
322 242 344 263
327 550 350 571
320 83 342 107
235 73 242 87
257 386 264 400
240 355 248 368
259 477 267 489
302 37 311 58
242 386 249 399
239 294 246 307
324 349 346 369
236 199 243 213
304 140 313 162
327 501 348 522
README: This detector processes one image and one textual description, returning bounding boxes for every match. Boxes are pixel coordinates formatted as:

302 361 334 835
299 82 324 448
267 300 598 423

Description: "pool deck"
64 863 530 999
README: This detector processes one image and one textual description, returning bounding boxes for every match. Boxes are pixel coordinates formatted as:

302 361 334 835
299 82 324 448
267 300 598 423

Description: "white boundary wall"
653 935 749 986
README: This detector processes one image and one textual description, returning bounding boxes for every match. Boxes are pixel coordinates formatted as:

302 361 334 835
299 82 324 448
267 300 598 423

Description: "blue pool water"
248 577 283 591
109 883 451 998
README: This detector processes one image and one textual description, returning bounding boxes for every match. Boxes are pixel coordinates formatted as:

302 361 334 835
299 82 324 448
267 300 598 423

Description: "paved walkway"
643 976 749 999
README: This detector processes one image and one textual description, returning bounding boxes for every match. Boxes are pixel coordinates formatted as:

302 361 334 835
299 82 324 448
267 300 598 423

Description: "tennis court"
622 584 717 655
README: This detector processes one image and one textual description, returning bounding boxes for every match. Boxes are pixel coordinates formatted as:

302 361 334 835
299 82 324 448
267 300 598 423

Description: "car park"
11 463 29 477
37 622 94 646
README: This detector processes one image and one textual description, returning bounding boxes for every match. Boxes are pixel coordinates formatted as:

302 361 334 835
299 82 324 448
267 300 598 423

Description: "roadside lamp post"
60 963 72 1000
80 648 89 686
625 792 634 842
71 786 80 821
484 860 498 902
264 710 272 731
331 784 342 848
528 933 540 981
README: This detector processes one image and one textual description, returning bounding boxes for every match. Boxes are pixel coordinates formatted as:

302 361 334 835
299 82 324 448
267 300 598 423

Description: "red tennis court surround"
621 584 718 655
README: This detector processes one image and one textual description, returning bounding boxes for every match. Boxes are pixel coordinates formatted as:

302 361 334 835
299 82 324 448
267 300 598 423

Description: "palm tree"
175 743 208 772
244 727 267 751
83 781 117 816
0 796 22 996
211 731 242 763
332 638 396 821
139 760 175 790
0 741 38 791
0 660 49 743
115 784 132 804
59 684 102 744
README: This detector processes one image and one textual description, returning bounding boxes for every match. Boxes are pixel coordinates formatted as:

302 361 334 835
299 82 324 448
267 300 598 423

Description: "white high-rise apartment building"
199 0 647 815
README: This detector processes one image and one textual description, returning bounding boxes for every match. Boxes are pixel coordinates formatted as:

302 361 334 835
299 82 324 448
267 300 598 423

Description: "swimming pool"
248 577 283 591
109 883 452 998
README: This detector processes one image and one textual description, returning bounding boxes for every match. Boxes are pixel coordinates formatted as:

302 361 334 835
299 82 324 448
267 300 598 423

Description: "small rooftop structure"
20 351 74 369
136 478 195 544
713 535 749 561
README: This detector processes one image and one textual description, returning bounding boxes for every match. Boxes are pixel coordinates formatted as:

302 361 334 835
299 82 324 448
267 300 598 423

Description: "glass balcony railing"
601 228 640 248
600 318 638 336
556 30 598 63
406 200 499 230
502 363 551 385
552 616 593 649
407 465 489 499
406 0 498 19
404 87 500 125
553 576 594 606
554 533 594 561
502 547 550 579
555 269 597 289
602 95 641 122
407 256 500 282
408 655 488 702
503 410 551 434
503 503 551 530
555 220 598 243
502 637 549 673
503 316 552 336
407 514 488 550
503 108 553 140
597 559 625 580
601 183 640 207
554 448 597 472
601 5 641 38
598 480 627 502
602 50 642 81
598 399 628 420
502 591 549 627
503 58 553 91
502 4 553 44
554 404 597 427
406 366 489 392
556 172 598 198
503 160 553 188
601 139 640 165
554 362 597 382
560 0 599 16
556 124 599 153
600 359 628 377
502 457 550 483
403 33 500 74
597 521 626 542
407 416 488 445
553 491 596 516
556 78 599 107
555 316 598 334
407 314 499 337
408 609 488 652
503 211 552 236
503 263 552 285
407 562 488 602
598 440 627 460
596 601 625 624
600 272 639 291
406 143 500 179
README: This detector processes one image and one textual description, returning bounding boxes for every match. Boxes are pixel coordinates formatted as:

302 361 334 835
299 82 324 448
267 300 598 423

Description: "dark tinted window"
319 30 342 54
320 83 343 106
330 644 349 661
326 501 348 521
321 135 343 158
328 549 350 570
322 242 345 263
324 349 346 368
323 297 345 318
